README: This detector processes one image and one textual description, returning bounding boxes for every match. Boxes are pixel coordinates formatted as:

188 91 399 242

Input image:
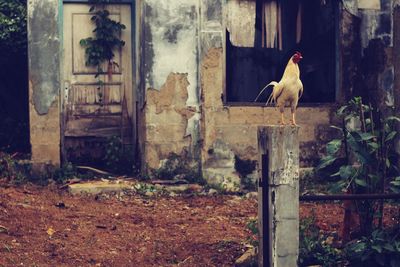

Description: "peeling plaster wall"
28 0 61 167
201 48 338 184
342 0 395 110
141 0 342 183
144 1 199 106
141 0 202 171
28 0 61 115
144 73 195 169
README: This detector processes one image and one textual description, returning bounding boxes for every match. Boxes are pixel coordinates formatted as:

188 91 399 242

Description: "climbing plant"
80 0 126 104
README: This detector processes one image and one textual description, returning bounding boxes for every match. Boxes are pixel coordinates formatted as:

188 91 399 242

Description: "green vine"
79 0 126 105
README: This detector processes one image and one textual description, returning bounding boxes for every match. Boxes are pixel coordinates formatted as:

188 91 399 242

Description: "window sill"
224 102 339 108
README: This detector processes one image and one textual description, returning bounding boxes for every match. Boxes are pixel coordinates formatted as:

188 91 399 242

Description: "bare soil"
0 183 399 266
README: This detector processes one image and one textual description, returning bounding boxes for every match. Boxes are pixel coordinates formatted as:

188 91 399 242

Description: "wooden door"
62 4 134 164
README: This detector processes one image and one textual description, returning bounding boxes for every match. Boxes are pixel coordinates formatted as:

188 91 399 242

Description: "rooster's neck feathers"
281 56 300 80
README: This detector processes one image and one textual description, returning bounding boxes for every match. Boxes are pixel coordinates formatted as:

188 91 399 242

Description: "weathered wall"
201 48 337 185
140 0 341 184
141 0 201 170
28 0 61 167
144 73 195 169
342 0 395 111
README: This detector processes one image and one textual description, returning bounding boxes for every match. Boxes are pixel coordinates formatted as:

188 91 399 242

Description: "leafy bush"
246 218 259 247
0 0 27 54
317 97 400 235
299 216 342 267
345 228 400 267
0 152 27 184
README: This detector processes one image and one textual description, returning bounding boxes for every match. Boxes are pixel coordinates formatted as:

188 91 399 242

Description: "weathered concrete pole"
257 126 300 267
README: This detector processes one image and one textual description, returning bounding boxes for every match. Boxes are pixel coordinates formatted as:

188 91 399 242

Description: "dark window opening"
226 0 337 104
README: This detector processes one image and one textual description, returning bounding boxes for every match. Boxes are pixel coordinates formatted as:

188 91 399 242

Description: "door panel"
63 4 134 164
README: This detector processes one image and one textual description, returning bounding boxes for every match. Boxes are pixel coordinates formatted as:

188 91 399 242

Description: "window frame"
222 0 342 107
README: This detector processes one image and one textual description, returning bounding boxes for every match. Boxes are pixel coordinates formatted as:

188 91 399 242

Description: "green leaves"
80 4 126 69
345 229 400 267
385 131 397 142
355 178 368 187
326 139 342 155
316 155 337 171
0 0 27 54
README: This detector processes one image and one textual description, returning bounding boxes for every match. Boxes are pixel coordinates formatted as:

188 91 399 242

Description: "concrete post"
257 126 300 267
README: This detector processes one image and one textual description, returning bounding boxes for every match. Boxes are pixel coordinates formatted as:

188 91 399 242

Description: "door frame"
60 0 139 164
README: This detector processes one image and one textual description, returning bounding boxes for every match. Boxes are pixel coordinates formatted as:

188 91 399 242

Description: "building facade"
28 0 400 185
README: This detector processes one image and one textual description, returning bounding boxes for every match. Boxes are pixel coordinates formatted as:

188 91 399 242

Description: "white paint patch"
145 0 199 107
360 11 380 49
358 0 381 10
342 0 359 16
277 151 299 186
185 112 201 137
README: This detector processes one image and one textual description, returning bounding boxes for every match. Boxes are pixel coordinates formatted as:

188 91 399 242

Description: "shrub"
317 97 400 235
299 216 342 267
345 227 400 267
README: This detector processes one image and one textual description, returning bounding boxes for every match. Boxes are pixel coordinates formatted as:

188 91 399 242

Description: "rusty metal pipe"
300 193 400 201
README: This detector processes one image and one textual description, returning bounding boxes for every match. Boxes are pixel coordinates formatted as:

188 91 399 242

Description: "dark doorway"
0 0 30 155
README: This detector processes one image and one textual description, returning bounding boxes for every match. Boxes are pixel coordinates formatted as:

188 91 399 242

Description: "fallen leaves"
0 225 8 234
46 227 55 237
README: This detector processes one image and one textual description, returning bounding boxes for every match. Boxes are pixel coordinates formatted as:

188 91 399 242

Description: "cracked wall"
27 0 399 177
144 73 196 169
141 0 202 171
28 0 61 167
201 48 337 182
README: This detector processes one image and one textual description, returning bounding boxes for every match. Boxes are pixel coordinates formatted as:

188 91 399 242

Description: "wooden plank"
64 127 121 137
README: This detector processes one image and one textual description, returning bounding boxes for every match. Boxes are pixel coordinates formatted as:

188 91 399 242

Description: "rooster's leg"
290 112 298 126
280 113 286 125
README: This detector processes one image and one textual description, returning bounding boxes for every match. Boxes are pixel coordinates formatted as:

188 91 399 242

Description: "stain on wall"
28 0 61 115
144 73 194 169
28 0 61 168
141 0 202 172
143 0 199 106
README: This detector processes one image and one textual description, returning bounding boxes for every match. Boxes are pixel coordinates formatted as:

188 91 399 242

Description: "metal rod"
300 193 400 201
261 153 270 267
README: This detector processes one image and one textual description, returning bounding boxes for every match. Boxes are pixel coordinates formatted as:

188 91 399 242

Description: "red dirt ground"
0 184 399 266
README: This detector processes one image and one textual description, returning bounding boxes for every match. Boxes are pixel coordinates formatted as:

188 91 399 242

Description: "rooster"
255 51 303 125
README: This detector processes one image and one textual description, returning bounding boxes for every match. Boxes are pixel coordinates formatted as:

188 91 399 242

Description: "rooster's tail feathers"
254 81 278 102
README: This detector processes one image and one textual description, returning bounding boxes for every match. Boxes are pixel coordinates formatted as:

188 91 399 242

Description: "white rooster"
255 51 304 125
